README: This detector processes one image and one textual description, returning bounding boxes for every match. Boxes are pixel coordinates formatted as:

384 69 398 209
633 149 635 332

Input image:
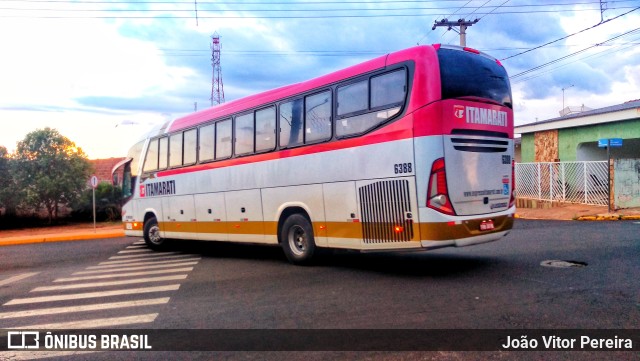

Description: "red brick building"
89 157 126 184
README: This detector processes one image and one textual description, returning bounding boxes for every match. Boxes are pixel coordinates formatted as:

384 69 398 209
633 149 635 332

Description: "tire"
280 214 316 265
143 216 167 250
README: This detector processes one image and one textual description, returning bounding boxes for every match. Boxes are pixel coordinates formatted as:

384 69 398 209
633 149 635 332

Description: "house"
515 99 640 163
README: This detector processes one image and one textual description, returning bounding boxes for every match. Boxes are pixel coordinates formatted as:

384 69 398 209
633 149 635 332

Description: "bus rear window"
438 48 512 109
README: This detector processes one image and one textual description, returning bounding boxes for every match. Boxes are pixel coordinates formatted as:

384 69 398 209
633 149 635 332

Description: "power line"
510 26 640 79
11 0 632 4
4 3 631 12
501 5 640 61
5 6 636 19
511 35 640 83
477 0 511 21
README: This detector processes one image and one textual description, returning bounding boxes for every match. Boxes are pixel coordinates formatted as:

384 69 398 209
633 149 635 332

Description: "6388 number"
394 162 412 174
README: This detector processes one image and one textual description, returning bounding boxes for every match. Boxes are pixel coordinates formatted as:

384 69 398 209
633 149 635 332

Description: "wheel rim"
148 224 162 245
287 225 307 256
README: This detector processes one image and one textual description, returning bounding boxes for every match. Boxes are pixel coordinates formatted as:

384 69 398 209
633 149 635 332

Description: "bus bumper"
420 230 510 249
417 207 514 249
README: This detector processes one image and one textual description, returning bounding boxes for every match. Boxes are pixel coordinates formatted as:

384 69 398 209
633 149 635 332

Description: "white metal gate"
515 161 609 205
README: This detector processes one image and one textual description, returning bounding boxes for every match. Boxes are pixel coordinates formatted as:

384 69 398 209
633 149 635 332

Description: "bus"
112 44 515 265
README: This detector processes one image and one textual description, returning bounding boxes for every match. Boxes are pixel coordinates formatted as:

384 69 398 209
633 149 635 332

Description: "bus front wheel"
143 216 166 250
280 214 316 265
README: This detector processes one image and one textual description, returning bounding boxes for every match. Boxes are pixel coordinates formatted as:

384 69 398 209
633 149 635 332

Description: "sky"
1 0 639 159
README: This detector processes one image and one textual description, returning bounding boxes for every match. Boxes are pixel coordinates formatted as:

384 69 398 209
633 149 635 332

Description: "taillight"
427 158 456 215
509 160 516 208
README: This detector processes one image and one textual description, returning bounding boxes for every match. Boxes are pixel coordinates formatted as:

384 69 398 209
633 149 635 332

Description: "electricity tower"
210 32 225 106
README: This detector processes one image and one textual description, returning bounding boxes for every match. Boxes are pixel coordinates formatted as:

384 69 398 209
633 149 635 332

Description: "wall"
558 119 640 161
534 130 558 162
614 158 640 209
520 133 535 163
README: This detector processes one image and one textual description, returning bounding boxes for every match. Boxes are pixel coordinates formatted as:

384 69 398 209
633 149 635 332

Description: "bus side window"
158 137 168 170
371 69 406 109
337 80 368 116
199 124 215 162
143 138 159 173
256 106 276 152
216 119 232 159
235 113 254 156
337 69 406 137
183 128 197 165
305 91 332 143
169 133 183 168
279 99 303 148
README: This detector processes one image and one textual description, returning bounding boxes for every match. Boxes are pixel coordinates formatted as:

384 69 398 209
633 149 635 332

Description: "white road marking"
88 257 201 269
32 275 188 292
108 252 179 260
0 297 170 320
55 267 194 282
133 240 145 245
117 249 153 254
75 261 200 274
4 284 181 305
98 254 195 265
0 272 39 287
13 313 158 329
0 351 102 360
126 245 147 249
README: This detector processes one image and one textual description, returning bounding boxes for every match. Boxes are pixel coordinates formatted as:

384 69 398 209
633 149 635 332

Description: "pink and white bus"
113 44 515 265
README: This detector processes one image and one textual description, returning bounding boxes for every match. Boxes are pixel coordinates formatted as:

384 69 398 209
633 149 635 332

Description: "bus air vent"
358 179 414 244
451 129 508 138
450 137 508 153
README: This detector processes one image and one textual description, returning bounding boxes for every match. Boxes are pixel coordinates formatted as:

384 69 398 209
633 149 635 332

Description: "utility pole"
432 18 479 47
600 0 607 23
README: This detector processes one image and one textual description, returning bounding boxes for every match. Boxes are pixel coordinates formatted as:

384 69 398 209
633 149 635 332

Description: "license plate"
480 220 495 231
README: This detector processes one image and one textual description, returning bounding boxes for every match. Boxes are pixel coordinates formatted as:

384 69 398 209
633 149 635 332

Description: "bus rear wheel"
280 214 316 265
143 216 166 250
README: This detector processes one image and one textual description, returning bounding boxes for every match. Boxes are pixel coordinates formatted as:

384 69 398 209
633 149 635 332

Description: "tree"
72 181 123 222
0 146 21 217
13 128 93 223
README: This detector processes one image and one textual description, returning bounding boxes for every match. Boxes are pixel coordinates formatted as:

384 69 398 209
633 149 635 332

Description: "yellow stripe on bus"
125 215 512 242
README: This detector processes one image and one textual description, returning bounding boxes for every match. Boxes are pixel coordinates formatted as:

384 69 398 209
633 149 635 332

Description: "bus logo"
139 185 146 198
454 105 465 119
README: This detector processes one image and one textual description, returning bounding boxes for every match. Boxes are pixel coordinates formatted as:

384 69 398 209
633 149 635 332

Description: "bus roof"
167 45 437 134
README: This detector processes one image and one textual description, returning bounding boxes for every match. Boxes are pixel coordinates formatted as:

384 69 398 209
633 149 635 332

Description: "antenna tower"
210 32 225 106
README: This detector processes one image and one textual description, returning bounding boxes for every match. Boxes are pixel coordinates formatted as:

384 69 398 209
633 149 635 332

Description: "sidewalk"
514 202 640 221
1 204 640 247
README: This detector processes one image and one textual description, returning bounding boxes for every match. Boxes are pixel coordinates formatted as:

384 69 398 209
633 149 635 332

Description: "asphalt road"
0 220 638 360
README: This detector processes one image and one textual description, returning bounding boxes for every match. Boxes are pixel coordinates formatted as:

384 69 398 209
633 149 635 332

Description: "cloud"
2 1 640 156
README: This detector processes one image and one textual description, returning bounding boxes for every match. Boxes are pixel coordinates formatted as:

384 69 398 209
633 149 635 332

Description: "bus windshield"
112 140 144 200
438 48 512 109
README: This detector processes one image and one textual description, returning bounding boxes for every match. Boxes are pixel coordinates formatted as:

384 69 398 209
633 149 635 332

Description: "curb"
576 215 640 221
0 231 125 247
516 213 640 221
